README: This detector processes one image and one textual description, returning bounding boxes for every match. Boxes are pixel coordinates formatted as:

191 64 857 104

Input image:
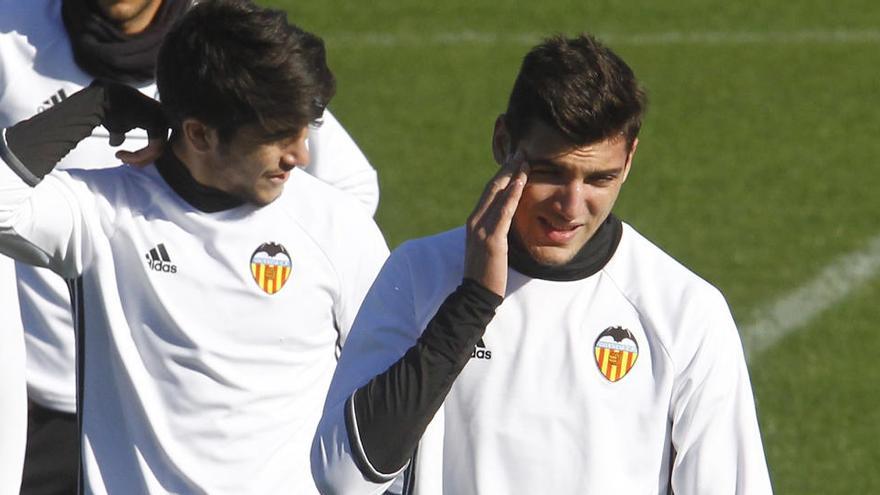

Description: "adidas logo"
470 338 492 360
144 243 177 273
37 89 68 113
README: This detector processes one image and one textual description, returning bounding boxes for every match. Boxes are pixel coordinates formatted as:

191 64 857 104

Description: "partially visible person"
0 0 380 492
0 0 379 211
312 34 773 494
0 256 26 493
0 1 387 493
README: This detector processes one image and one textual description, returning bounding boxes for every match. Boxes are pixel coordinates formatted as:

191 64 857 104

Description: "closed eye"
526 162 565 183
588 173 619 185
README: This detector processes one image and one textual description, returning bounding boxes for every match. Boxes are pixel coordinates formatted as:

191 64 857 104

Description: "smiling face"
195 124 310 206
494 118 637 266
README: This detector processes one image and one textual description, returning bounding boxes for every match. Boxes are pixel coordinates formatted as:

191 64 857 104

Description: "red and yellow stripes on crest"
595 347 638 382
251 262 292 295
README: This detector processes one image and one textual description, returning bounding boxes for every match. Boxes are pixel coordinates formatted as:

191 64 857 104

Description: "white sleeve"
0 255 26 493
331 212 389 348
669 291 774 494
0 144 93 278
313 246 426 494
306 109 379 216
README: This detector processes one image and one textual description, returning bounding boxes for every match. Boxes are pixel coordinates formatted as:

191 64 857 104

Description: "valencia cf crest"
594 326 639 382
250 242 292 295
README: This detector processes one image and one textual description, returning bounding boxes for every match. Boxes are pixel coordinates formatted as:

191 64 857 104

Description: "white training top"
0 254 26 493
0 0 381 414
0 157 389 493
313 225 773 494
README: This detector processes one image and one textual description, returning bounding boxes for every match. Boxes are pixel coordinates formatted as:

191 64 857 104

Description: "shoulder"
0 0 64 51
0 0 89 127
379 227 466 306
604 223 721 299
273 169 387 250
605 222 722 297
57 163 166 199
394 227 466 268
280 168 377 226
603 222 735 354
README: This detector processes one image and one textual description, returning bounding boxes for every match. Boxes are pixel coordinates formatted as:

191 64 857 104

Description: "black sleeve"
1 80 166 186
346 278 503 481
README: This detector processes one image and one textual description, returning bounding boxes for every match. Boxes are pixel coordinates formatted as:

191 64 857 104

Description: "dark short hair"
156 0 336 142
504 34 646 149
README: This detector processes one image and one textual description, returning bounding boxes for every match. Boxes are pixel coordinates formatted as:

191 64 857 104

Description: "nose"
280 146 309 171
554 181 587 220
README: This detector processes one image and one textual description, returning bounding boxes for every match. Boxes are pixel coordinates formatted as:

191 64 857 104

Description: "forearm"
2 84 109 185
0 96 100 275
346 279 502 480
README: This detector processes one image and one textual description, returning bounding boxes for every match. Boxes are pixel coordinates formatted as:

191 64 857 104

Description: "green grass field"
263 1 880 491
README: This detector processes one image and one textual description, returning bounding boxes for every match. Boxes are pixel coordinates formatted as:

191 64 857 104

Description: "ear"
620 137 638 183
491 115 511 166
180 118 218 154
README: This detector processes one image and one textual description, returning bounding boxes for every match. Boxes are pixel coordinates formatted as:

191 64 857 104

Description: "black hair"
505 34 646 149
156 0 336 142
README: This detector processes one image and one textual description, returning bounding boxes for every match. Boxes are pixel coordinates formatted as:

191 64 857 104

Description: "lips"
539 217 582 244
267 171 289 183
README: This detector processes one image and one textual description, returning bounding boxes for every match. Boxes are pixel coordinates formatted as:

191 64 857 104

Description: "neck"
155 144 244 213
508 215 623 281
171 138 219 190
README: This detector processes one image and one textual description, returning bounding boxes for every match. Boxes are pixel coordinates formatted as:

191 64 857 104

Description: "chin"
252 194 280 207
526 245 580 267
248 186 285 206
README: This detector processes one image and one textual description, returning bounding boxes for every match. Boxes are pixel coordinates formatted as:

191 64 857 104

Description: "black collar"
508 214 622 281
154 150 245 213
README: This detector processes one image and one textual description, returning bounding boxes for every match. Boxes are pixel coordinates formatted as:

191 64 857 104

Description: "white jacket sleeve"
669 290 774 494
312 245 425 494
0 138 93 278
0 255 26 494
306 109 379 216
329 206 389 348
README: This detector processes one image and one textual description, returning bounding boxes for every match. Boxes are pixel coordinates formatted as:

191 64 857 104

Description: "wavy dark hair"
504 34 646 149
156 0 336 142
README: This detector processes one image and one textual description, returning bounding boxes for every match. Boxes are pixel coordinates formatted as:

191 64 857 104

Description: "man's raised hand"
463 151 528 297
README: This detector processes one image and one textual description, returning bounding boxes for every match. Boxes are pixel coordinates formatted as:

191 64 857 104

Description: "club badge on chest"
594 326 639 382
250 242 293 295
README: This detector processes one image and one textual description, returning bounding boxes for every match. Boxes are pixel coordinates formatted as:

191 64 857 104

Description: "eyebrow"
525 157 625 176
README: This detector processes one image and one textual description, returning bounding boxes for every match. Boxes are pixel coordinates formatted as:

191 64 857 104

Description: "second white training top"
313 224 773 494
0 0 381 415
0 155 389 494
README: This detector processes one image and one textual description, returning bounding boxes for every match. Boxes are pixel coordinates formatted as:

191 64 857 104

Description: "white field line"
323 29 880 47
741 233 880 360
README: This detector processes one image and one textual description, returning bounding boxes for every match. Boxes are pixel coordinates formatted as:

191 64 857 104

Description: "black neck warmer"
61 0 190 83
508 214 623 282
155 148 245 213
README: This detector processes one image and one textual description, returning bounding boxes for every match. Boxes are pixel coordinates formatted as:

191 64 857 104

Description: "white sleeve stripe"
347 391 409 482
0 128 39 186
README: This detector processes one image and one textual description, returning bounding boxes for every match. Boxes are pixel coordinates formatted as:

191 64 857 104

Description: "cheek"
512 189 545 237
519 183 555 207
590 186 622 212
